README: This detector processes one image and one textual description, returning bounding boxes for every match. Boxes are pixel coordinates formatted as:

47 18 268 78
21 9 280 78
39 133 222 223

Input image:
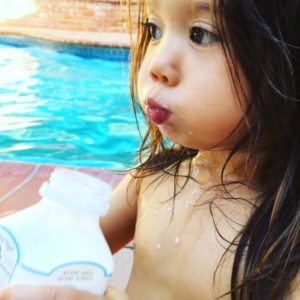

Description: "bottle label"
12 262 111 295
0 226 19 286
0 226 112 295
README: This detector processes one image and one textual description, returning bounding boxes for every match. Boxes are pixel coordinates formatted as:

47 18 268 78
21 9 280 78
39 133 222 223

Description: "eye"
190 27 219 46
142 22 162 41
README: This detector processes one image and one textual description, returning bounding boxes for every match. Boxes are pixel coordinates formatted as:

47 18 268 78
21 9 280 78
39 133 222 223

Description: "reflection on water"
0 44 142 169
0 48 46 131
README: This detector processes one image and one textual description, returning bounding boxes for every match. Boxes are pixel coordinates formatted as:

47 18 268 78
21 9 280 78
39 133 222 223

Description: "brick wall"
0 0 138 33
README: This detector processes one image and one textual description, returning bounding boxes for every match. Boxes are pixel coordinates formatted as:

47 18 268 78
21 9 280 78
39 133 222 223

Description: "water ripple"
0 44 143 169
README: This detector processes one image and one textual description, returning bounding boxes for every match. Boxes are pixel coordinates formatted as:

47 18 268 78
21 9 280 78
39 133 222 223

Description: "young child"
1 0 299 299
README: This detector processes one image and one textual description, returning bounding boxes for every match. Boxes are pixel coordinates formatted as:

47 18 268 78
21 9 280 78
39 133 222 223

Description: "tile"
0 161 124 213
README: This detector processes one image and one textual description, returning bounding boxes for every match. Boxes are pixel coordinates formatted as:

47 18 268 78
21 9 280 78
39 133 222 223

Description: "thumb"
104 285 129 300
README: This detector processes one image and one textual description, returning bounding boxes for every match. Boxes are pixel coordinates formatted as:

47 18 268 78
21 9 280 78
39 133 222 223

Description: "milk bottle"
0 168 113 296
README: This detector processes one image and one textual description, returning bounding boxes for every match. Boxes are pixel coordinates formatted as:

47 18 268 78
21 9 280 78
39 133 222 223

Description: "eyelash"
141 22 162 41
141 21 219 46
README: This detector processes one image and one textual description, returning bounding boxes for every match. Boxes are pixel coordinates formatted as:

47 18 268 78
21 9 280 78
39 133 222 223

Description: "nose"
149 42 180 87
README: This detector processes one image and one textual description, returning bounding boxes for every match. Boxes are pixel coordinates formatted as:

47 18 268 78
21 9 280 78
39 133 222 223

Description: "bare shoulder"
290 274 300 300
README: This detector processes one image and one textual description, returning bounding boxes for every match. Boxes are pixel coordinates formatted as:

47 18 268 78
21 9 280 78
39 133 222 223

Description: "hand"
0 210 17 218
0 285 129 300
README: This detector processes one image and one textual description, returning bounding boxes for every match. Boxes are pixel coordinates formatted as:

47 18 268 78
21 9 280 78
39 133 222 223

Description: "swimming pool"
0 36 143 170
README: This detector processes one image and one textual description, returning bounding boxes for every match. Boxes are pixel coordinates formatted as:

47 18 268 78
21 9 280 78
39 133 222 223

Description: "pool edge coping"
0 159 126 213
0 25 132 48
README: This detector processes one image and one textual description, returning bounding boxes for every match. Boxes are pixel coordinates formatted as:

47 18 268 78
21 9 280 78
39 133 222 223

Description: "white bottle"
0 168 113 296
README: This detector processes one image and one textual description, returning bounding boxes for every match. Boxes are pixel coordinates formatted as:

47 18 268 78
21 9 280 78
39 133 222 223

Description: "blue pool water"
0 40 143 170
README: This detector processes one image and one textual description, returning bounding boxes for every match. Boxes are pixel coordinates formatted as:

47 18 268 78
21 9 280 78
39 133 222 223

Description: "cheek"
178 80 248 148
137 69 143 101
184 58 248 120
137 63 149 108
137 52 151 90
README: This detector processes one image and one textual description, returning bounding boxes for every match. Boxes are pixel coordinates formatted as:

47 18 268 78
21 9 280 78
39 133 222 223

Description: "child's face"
137 0 248 150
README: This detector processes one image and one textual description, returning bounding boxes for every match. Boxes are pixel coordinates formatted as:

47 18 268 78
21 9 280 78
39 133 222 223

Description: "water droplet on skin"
198 169 211 184
193 167 200 177
175 236 181 245
185 202 191 208
140 199 146 209
156 243 161 250
185 187 202 206
191 187 201 199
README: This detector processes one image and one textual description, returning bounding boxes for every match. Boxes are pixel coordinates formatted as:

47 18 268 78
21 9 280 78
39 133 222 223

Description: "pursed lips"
145 97 170 125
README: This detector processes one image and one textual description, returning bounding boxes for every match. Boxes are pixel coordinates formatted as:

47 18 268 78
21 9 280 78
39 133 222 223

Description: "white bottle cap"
39 168 111 217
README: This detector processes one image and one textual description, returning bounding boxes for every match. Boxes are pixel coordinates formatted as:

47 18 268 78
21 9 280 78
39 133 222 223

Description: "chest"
133 178 251 299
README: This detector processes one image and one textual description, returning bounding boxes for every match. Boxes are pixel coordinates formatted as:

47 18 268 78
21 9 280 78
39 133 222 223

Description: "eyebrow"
192 0 212 12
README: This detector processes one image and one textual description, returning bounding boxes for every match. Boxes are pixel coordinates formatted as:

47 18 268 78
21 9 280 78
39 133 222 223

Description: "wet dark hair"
127 0 300 299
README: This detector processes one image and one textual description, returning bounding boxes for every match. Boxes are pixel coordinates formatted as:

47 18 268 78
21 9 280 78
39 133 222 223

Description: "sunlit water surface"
0 44 143 170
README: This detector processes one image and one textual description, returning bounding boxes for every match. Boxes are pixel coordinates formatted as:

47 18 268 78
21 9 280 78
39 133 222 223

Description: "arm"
100 173 139 254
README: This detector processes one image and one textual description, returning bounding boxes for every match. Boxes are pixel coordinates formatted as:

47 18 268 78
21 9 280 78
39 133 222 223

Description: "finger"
104 285 129 300
0 210 17 218
0 285 102 300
